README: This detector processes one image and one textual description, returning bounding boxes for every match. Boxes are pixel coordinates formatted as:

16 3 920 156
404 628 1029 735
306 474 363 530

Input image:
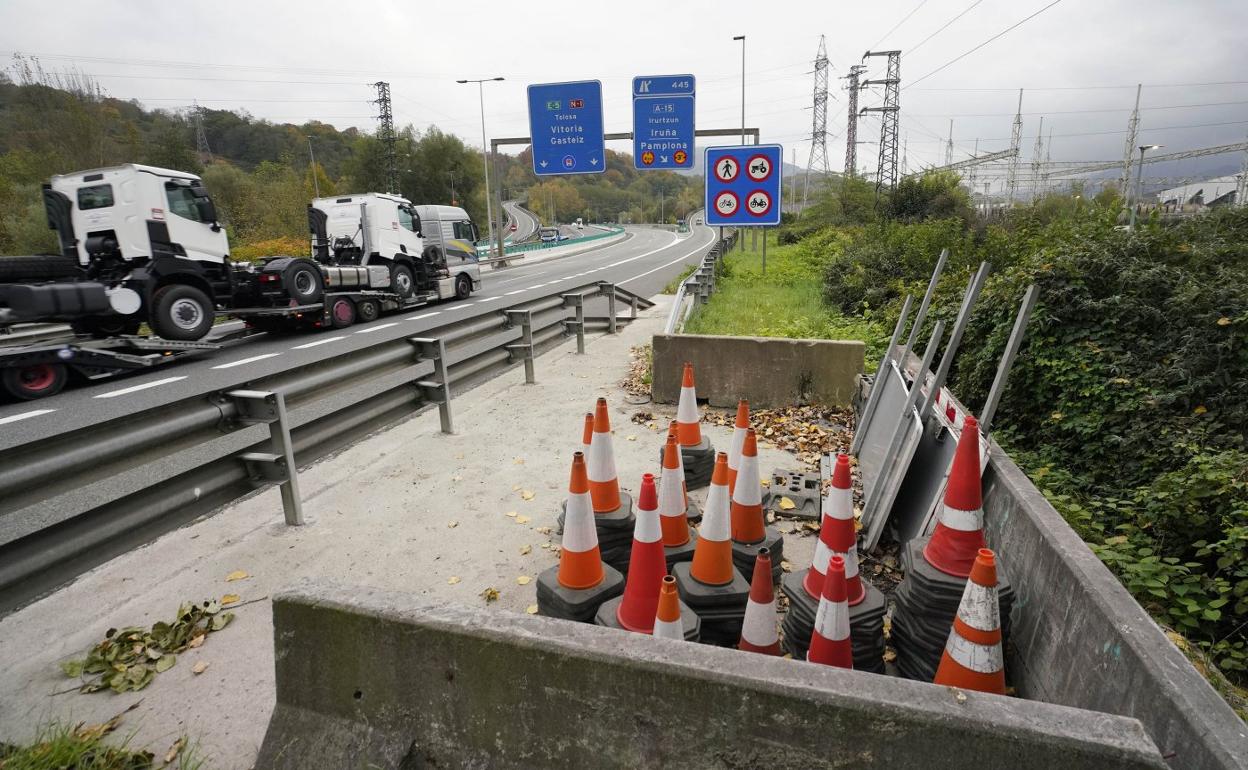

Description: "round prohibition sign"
746 189 772 217
714 190 740 217
713 155 740 183
746 154 773 182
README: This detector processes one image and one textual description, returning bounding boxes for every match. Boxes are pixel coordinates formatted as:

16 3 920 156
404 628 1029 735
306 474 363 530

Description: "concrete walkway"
0 296 810 768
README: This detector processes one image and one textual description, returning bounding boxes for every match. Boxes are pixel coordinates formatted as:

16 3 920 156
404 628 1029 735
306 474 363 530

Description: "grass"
683 232 889 368
0 720 205 770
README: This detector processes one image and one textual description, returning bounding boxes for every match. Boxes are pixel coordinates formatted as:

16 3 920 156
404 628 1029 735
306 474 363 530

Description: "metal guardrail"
664 229 738 335
476 225 625 259
0 282 655 613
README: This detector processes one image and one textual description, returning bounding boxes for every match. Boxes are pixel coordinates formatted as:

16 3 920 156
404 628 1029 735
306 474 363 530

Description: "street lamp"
456 76 505 250
448 171 457 206
304 136 320 198
732 35 746 144
1130 144 1163 230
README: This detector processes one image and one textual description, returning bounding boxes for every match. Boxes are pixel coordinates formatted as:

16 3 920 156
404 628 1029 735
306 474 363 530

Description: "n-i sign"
704 144 783 226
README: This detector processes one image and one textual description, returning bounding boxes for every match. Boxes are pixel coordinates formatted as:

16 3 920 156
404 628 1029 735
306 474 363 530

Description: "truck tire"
0 255 82 282
455 274 472 300
284 261 324 305
355 298 380 323
71 315 142 338
150 285 214 341
3 363 68 400
329 297 356 328
391 264 415 299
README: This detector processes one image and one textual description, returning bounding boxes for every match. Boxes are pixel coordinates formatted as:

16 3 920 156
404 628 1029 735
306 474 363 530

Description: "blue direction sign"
527 80 605 176
632 74 695 170
704 144 783 226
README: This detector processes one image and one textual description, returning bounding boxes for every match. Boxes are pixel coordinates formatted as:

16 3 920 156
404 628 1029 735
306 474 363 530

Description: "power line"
907 0 1066 89
907 0 984 54
870 0 931 50
907 99 1248 117
909 80 1248 92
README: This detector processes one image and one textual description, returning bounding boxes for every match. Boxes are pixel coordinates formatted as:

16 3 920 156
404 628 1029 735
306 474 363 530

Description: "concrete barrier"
256 579 1165 770
652 333 863 409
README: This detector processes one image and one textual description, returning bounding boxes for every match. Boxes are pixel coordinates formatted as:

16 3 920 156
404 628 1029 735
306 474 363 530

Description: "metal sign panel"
526 80 606 176
704 144 783 226
632 74 695 170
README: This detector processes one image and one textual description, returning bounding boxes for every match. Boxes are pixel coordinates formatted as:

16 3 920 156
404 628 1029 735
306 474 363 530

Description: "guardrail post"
630 292 639 320
562 294 586 354
229 389 304 526
504 309 536 384
598 282 618 334
410 337 454 434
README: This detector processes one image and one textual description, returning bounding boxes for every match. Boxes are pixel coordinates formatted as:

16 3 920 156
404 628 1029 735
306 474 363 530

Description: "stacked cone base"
779 570 887 673
684 500 703 524
558 491 636 572
731 528 785 584
671 560 750 644
594 596 701 641
660 437 716 490
891 536 1015 683
663 527 699 568
535 564 625 622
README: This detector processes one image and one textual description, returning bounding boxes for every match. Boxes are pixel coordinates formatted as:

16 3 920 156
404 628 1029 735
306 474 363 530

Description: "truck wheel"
71 316 142 338
355 299 380 323
285 261 324 305
151 285 214 341
454 274 472 299
391 264 415 299
329 297 356 328
3 363 68 400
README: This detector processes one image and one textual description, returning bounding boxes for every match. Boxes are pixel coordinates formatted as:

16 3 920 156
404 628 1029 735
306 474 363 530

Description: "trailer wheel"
285 261 324 305
356 299 380 323
329 297 356 328
71 315 142 338
391 264 415 299
151 285 214 341
3 363 68 400
454 273 472 300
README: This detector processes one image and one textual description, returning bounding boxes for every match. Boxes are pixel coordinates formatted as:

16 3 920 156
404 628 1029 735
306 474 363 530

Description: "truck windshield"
165 182 205 222
397 207 420 233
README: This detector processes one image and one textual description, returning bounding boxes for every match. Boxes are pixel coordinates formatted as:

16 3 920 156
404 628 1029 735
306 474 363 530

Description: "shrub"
230 235 309 263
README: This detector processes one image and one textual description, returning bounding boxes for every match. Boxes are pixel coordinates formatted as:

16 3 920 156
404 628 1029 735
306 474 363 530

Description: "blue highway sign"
527 80 605 176
704 144 783 226
632 74 695 171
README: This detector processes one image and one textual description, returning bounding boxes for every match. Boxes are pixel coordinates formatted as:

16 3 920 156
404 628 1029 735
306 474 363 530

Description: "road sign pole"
762 228 767 274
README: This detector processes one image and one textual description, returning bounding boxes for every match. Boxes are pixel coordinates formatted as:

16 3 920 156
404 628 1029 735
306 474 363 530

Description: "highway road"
0 222 716 448
502 200 540 243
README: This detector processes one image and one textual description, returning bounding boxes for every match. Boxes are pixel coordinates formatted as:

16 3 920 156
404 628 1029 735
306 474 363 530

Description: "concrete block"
652 333 864 408
255 579 1167 769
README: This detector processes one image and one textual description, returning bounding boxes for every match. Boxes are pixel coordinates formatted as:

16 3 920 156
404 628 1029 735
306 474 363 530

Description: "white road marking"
525 285 544 290
94 376 187 399
354 322 400 334
475 296 503 303
291 336 346 350
504 289 525 296
0 408 55 425
445 304 472 311
212 353 282 369
620 239 717 284
407 311 440 320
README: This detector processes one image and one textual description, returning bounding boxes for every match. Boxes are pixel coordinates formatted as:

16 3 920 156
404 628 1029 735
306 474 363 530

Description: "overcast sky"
2 0 1246 188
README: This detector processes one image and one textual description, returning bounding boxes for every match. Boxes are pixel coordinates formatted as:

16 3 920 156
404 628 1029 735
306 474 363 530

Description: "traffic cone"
666 422 690 512
808 555 854 669
933 548 1006 694
580 412 594 455
557 453 606 590
659 437 694 548
730 429 765 545
587 397 622 514
923 415 987 577
689 453 735 586
738 548 781 655
652 576 685 640
676 362 702 447
727 399 750 496
801 454 865 605
612 474 667 633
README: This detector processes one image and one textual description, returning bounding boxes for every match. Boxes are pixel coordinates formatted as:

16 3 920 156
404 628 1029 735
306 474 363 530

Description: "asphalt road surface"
502 200 539 243
0 223 715 447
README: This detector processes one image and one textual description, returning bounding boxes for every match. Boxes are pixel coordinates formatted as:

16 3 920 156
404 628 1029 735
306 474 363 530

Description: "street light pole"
1130 144 1162 230
305 136 320 198
457 77 505 252
733 35 746 144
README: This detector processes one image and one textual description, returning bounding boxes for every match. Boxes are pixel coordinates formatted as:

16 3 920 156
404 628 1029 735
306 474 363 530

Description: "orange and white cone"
557 452 607 590
934 548 1006 694
658 437 692 547
923 415 987 577
652 575 684 640
587 397 622 513
726 399 750 496
676 362 702 447
808 555 853 668
580 412 594 455
616 474 668 632
689 453 734 585
802 453 865 605
730 429 765 545
738 548 781 655
666 421 690 512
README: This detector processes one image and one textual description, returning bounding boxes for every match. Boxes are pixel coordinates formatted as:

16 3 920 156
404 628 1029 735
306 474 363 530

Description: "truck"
0 165 483 400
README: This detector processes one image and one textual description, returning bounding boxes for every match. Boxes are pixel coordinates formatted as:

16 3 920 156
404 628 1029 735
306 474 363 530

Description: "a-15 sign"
632 74 695 171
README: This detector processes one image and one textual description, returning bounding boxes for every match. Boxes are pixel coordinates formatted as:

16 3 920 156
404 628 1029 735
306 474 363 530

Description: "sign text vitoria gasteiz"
526 80 606 176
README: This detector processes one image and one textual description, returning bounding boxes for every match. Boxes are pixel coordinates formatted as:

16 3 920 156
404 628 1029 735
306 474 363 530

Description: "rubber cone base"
594 596 701 641
685 499 703 524
672 560 750 644
731 528 785 583
535 563 624 623
661 437 716 490
663 527 699 568
779 570 887 673
558 492 636 573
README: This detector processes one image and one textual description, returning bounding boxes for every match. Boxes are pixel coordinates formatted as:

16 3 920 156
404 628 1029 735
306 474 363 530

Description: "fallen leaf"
1004 686 1017 696
516 515 531 524
480 587 500 603
187 634 205 649
1164 630 1190 651
521 490 535 501
192 661 208 675
526 604 539 614
155 654 177 673
221 594 241 606
451 474 463 482
953 690 967 704
760 479 770 488
514 458 525 464
447 520 459 528
540 543 551 549
780 560 793 573
164 737 186 764
505 511 518 518
225 570 249 582
778 496 796 511
447 576 461 585
520 545 532 555
536 526 553 535
1193 405 1208 415
882 648 897 663
1217 317 1231 326
626 435 637 441
516 576 532 585
512 484 522 491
